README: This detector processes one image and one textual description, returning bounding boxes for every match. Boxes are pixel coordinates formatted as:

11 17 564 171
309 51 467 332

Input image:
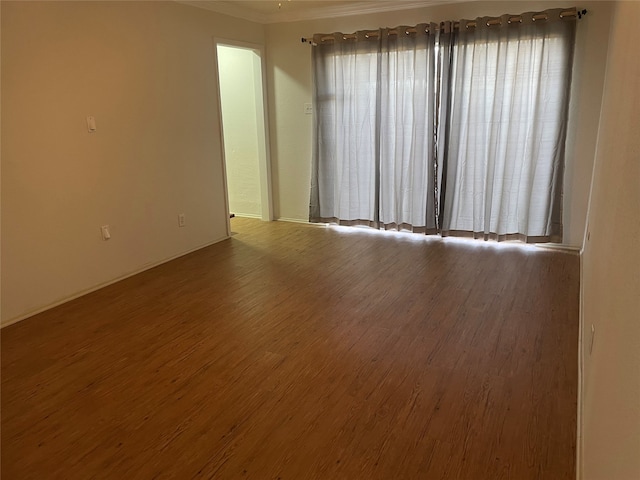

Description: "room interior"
1 1 638 478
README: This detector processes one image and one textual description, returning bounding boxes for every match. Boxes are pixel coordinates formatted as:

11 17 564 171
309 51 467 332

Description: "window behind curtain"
310 34 379 225
310 26 440 232
311 10 576 243
440 13 576 242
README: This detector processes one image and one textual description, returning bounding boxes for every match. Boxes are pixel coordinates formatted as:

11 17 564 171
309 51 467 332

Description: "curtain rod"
301 8 586 45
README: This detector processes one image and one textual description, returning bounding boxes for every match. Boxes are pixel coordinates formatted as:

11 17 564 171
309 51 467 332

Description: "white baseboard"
1 235 229 329
277 218 331 229
276 217 311 224
232 213 262 219
576 251 585 480
535 243 581 253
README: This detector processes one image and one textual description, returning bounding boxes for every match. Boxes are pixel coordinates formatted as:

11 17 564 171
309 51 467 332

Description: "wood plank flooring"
1 218 579 479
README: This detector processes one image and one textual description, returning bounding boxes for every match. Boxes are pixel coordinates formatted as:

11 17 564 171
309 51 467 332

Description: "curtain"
310 31 380 226
311 9 576 243
440 10 576 242
310 25 440 232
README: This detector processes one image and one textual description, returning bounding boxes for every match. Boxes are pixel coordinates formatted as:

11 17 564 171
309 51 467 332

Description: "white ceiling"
178 0 465 24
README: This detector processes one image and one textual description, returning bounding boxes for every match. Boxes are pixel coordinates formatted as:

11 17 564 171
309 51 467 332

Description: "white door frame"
212 37 274 237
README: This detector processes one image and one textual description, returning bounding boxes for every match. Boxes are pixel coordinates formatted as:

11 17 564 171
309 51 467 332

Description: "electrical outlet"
589 324 595 355
178 213 186 227
304 103 313 115
101 225 111 241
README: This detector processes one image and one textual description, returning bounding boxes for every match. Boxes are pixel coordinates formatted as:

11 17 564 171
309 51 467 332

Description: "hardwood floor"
1 218 579 479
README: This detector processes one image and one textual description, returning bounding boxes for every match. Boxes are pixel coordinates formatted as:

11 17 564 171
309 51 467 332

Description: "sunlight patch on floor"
327 223 539 252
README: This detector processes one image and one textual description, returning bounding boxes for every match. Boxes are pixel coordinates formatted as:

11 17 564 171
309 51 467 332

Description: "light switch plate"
87 116 97 133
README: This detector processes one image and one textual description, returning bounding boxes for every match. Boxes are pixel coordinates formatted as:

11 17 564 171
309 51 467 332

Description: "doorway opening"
215 41 272 227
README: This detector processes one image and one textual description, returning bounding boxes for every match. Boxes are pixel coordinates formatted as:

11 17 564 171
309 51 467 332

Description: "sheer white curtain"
310 25 440 232
311 9 576 243
440 11 576 242
378 26 438 232
310 32 379 225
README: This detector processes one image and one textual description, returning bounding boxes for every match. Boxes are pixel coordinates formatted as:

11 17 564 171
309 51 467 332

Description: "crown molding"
264 1 462 24
177 1 269 24
177 1 473 25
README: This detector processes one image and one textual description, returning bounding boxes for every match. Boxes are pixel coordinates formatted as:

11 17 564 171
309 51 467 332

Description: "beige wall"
265 1 613 246
218 45 262 217
3 3 639 473
0 1 264 325
0 1 613 324
581 2 640 479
